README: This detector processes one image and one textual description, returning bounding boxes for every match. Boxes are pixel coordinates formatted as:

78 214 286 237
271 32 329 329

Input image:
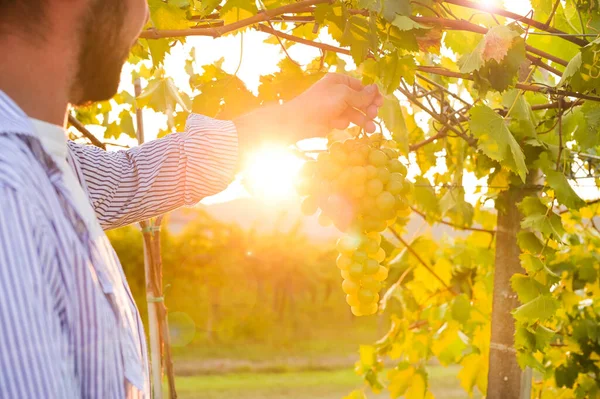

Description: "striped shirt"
0 91 239 398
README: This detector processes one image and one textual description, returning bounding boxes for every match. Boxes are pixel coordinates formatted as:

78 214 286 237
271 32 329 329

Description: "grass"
165 365 479 399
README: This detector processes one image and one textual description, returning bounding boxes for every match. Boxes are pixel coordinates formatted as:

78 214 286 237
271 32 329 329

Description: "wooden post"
487 188 525 399
135 79 163 399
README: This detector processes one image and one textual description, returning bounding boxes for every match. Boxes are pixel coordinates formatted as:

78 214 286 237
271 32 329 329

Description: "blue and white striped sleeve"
68 114 239 230
0 186 74 398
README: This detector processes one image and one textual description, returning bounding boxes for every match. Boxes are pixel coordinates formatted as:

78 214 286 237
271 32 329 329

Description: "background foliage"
86 0 600 398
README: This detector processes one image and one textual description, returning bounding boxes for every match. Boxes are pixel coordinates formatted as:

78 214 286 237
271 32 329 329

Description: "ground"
165 365 481 399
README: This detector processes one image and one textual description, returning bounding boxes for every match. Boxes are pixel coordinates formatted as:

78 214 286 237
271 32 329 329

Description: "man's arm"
0 186 76 397
69 114 238 230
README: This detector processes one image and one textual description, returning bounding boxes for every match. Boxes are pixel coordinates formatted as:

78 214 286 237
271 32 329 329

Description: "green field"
166 366 478 399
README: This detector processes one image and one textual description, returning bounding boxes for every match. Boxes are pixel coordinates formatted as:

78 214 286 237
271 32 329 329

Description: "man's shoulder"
0 134 49 196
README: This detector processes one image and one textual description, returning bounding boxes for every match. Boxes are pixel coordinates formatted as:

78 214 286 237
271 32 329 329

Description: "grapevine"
296 133 412 316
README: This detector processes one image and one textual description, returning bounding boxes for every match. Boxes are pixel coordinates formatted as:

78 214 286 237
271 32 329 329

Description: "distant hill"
168 196 468 242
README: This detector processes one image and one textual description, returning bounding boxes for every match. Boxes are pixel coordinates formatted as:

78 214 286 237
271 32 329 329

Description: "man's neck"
0 36 76 127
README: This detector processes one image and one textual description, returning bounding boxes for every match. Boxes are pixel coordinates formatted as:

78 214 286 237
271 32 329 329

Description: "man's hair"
0 1 45 34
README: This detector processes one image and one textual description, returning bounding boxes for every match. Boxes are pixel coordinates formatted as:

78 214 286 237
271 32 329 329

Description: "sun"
243 146 304 200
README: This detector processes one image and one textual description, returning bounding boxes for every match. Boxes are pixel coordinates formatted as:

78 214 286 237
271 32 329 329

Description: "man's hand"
285 73 384 139
233 73 383 164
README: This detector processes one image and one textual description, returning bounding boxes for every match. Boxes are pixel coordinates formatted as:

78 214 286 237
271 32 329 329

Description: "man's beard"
70 1 130 105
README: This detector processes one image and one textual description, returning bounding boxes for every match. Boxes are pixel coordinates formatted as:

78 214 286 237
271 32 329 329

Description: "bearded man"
0 1 383 397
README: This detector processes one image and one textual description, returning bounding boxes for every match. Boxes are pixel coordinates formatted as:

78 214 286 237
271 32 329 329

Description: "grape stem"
409 206 496 235
388 227 456 294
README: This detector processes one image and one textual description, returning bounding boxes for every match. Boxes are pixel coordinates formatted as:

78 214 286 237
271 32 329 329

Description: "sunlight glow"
243 147 304 201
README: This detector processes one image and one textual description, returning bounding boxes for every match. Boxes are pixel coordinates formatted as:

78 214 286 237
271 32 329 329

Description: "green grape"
348 263 364 279
301 196 319 216
336 235 360 253
382 148 397 159
370 133 384 142
350 184 366 198
368 149 388 167
358 144 371 159
353 250 368 263
342 279 360 295
357 288 376 304
351 166 368 183
364 219 387 233
340 270 352 281
389 159 407 174
361 197 377 213
336 254 353 270
400 180 412 195
330 142 346 162
374 266 389 281
317 151 331 164
350 306 364 316
380 207 396 221
295 178 316 197
387 179 404 195
336 169 353 190
395 195 409 211
376 191 396 211
365 165 378 179
346 294 361 307
296 136 413 317
372 247 386 263
300 161 318 178
319 180 332 197
348 151 365 166
361 276 382 291
366 179 384 197
324 161 343 180
364 258 380 274
318 212 332 227
358 303 378 316
367 232 382 245
363 238 379 255
377 167 391 184
389 172 404 183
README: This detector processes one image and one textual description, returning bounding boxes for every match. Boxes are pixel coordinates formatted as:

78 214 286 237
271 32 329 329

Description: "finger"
365 120 377 133
343 84 379 111
325 73 365 92
366 104 378 119
344 108 376 133
374 92 384 107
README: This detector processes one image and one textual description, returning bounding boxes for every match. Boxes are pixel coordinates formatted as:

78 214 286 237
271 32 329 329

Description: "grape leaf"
391 15 430 31
482 25 519 63
148 0 189 30
382 0 411 22
513 295 559 322
545 170 586 210
469 105 527 182
380 96 409 154
511 273 548 303
451 294 472 324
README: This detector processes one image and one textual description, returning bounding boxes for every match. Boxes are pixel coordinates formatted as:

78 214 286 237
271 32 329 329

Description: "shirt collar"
29 118 68 160
0 90 36 139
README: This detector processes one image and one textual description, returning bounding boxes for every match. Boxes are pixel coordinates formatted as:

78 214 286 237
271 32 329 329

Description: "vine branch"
443 0 589 47
67 114 106 150
139 0 331 39
388 227 455 293
410 206 496 235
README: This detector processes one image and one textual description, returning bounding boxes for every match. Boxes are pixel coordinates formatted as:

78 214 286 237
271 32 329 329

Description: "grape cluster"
296 134 412 316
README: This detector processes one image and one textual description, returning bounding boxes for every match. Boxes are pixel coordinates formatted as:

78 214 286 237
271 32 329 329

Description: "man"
0 1 383 397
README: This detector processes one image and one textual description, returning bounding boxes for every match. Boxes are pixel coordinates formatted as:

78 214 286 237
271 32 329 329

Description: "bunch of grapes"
296 134 412 316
